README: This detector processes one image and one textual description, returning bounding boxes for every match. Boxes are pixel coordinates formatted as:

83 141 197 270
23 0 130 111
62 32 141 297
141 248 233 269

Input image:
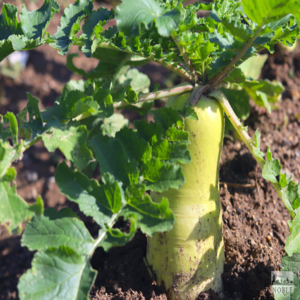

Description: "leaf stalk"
114 82 194 108
210 89 296 218
208 25 264 91
186 84 210 107
88 212 120 256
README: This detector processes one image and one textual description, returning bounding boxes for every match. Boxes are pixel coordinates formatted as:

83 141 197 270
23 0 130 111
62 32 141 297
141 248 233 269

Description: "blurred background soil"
1 1 300 299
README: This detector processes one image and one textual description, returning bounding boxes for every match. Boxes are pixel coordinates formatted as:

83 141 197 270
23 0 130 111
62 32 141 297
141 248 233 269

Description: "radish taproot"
147 93 225 300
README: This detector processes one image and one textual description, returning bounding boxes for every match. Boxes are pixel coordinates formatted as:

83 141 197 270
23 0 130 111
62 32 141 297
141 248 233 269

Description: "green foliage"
50 0 93 55
0 181 43 234
0 0 59 61
115 0 181 37
22 208 94 254
0 0 300 298
18 245 97 300
241 0 300 25
286 210 300 256
239 54 268 80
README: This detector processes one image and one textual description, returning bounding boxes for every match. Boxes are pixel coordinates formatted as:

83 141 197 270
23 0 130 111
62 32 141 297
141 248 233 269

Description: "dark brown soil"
1 1 300 299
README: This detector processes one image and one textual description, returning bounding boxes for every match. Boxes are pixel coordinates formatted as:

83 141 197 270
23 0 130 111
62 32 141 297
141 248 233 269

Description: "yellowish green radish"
147 92 225 300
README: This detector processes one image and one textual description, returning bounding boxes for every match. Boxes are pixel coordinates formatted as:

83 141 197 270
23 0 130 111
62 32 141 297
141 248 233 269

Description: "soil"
1 1 300 299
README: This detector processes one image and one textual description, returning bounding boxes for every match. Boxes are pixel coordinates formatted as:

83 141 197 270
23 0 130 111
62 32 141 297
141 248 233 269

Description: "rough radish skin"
147 93 225 300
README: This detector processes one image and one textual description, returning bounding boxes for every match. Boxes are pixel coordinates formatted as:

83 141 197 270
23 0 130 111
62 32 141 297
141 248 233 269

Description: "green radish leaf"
180 2 212 32
209 30 244 50
243 79 284 106
153 83 160 92
101 113 129 137
239 54 268 80
142 158 185 192
0 142 19 179
0 180 43 234
67 53 118 78
92 48 127 62
180 107 198 120
285 211 300 256
18 246 97 300
42 86 114 122
20 0 59 39
262 147 281 183
100 215 138 251
253 129 265 160
115 127 152 165
223 68 246 84
279 173 288 188
123 184 174 236
0 112 19 146
284 181 300 210
50 0 93 55
125 86 139 104
89 134 139 186
152 139 191 164
241 0 300 25
165 127 189 143
20 94 92 171
17 108 31 139
150 107 184 130
60 90 97 120
55 162 124 227
0 4 24 59
81 8 114 57
62 79 95 96
211 0 253 41
179 31 215 71
116 0 182 37
0 0 59 61
21 208 94 255
271 20 299 46
22 93 44 139
93 87 114 118
2 167 17 182
256 91 272 114
208 52 233 80
118 101 154 117
42 120 91 171
134 119 164 145
114 68 151 94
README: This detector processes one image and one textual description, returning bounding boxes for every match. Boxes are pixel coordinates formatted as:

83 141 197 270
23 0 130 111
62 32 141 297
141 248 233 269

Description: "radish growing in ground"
147 93 225 299
1 0 300 299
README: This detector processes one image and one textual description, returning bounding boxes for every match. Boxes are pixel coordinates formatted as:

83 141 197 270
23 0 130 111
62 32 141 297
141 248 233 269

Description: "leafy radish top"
1 0 300 299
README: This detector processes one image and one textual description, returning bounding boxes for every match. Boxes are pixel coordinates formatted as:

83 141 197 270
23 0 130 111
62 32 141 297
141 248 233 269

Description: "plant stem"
74 84 194 120
185 84 210 107
172 34 198 83
208 25 263 91
114 82 194 108
209 90 264 167
23 136 42 150
210 89 296 218
88 212 120 256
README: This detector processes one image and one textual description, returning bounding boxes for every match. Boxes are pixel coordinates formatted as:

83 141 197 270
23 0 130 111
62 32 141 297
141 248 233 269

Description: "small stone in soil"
26 171 38 182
